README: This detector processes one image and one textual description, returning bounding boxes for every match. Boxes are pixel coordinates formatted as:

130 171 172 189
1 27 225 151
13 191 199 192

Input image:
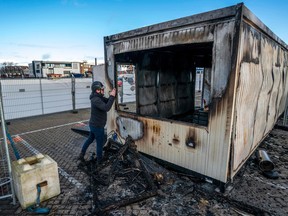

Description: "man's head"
91 81 104 95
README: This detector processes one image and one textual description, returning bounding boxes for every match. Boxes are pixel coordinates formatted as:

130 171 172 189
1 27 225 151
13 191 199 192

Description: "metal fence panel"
75 79 92 109
0 140 14 201
41 79 72 114
1 79 42 120
0 78 92 120
0 85 15 203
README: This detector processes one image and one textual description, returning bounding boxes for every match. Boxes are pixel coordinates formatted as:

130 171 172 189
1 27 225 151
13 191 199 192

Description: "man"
78 81 116 164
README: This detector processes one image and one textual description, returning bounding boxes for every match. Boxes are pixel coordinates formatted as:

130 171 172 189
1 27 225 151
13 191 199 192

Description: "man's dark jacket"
89 93 115 128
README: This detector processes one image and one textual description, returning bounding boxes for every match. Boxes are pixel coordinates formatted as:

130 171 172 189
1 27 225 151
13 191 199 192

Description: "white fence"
0 78 92 120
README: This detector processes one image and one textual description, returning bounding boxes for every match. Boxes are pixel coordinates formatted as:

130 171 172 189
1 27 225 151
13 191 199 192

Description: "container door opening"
115 42 212 126
116 63 136 113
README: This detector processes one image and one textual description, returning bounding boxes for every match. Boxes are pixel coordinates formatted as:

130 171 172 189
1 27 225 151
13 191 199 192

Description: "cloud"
42 54 51 60
10 42 59 49
68 45 87 48
84 56 96 60
61 0 87 7
0 53 32 65
73 0 87 7
9 42 86 50
84 56 104 61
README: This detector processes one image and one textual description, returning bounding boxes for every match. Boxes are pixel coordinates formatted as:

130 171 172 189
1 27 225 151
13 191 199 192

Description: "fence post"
284 97 288 126
39 78 44 115
71 75 78 113
0 81 16 204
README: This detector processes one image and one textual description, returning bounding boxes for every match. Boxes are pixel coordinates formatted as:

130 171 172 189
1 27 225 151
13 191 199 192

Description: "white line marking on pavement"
15 120 88 137
58 167 85 190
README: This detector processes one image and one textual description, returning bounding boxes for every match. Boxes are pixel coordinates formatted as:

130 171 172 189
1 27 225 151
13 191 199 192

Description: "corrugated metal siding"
113 25 215 54
232 22 288 175
205 21 236 181
106 4 239 42
136 117 209 174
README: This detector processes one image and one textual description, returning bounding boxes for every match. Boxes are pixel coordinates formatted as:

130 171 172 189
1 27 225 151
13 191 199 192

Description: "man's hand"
110 88 116 97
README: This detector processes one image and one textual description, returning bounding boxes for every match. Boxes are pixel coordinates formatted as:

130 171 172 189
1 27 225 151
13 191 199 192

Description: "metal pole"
0 81 16 204
39 77 44 115
284 97 288 126
71 74 78 113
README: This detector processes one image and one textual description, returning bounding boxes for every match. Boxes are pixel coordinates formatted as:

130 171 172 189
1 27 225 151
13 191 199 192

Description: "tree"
0 62 15 77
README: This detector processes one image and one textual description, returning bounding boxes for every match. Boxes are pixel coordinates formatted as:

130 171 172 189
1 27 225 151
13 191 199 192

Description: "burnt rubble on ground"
78 136 159 215
76 133 284 216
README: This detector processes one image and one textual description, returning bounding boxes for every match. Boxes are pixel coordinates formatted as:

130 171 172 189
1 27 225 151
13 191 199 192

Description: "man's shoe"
97 158 103 166
77 152 85 162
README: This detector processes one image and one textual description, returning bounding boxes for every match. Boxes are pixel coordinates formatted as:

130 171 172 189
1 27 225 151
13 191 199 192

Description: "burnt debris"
78 135 158 215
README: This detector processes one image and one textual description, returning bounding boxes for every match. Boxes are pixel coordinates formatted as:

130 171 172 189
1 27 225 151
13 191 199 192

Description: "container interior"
115 42 213 126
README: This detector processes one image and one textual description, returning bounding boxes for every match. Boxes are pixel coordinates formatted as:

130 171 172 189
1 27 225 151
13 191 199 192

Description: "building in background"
30 60 82 78
30 60 94 78
80 61 94 77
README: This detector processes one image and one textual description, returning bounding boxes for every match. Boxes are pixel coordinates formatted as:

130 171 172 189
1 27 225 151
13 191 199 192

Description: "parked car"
127 77 134 85
117 77 123 87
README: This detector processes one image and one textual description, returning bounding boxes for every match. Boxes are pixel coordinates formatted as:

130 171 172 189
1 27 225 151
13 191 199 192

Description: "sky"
0 0 287 66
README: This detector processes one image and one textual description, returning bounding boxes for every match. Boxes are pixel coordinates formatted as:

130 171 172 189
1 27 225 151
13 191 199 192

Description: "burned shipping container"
103 3 288 185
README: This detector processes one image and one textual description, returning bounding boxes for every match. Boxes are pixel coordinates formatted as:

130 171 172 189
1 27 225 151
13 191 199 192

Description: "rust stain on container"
143 120 149 135
152 124 161 135
172 135 180 145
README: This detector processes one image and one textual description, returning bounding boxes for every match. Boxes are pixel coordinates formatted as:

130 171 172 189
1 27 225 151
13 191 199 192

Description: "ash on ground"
77 130 287 216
